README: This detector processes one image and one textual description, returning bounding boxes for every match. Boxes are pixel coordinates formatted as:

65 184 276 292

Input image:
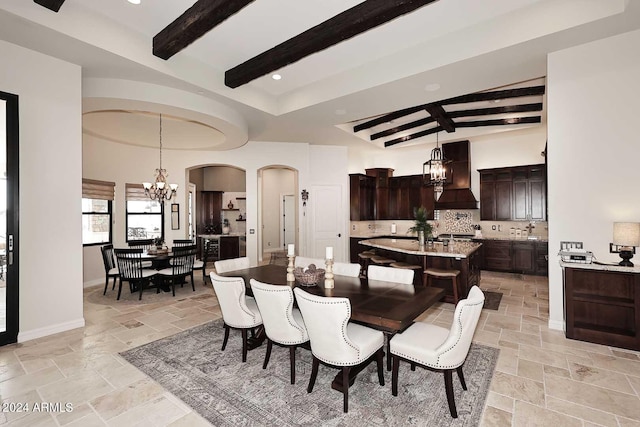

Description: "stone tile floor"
1 270 640 426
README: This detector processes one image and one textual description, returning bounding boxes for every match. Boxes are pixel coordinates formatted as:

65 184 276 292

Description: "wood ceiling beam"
370 116 435 140
439 86 545 105
424 104 455 132
33 0 65 12
354 104 428 133
448 103 543 118
454 116 541 128
225 0 439 88
153 0 255 60
384 125 443 148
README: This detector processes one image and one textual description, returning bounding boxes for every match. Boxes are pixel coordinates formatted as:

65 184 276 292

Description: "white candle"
326 246 333 260
287 244 295 256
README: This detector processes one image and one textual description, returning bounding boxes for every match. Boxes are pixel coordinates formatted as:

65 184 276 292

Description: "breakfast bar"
359 238 482 303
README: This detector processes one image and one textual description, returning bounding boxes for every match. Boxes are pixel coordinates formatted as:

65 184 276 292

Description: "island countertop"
360 238 482 259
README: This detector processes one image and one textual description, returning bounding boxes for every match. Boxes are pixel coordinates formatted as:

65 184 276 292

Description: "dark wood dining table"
219 264 445 374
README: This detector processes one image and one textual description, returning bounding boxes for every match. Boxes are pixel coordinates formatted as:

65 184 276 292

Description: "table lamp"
612 222 640 266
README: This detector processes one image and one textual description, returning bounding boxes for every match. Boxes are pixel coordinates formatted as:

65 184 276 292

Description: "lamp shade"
613 222 640 247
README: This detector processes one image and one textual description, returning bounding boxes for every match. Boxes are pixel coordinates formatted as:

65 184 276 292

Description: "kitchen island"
198 233 246 261
359 238 482 303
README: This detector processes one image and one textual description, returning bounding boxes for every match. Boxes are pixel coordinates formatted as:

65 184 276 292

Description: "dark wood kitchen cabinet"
219 236 240 260
564 266 640 350
388 175 434 220
512 241 536 274
366 168 393 220
197 191 222 231
349 174 376 220
482 239 547 275
479 164 546 221
483 240 512 272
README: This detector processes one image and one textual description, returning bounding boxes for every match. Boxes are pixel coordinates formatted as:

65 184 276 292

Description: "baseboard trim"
548 319 565 331
18 318 85 343
84 278 104 288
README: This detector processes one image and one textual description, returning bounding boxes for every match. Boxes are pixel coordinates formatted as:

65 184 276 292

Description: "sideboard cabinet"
564 266 640 351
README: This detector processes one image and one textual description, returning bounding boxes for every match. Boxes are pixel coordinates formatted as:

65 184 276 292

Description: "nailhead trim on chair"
254 285 306 345
296 292 373 365
435 300 484 368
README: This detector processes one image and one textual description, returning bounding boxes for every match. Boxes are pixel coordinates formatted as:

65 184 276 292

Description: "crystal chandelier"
142 114 178 201
422 131 449 201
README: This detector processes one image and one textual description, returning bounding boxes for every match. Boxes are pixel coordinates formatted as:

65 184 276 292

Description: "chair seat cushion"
156 267 177 276
424 268 460 277
108 267 119 276
141 269 158 279
341 323 384 365
141 261 153 268
193 260 204 269
290 308 309 344
390 322 450 368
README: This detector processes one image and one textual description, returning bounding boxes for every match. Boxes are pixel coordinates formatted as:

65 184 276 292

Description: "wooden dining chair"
390 286 485 418
114 248 157 300
158 244 197 296
100 244 119 295
294 287 385 413
127 239 154 268
250 279 309 384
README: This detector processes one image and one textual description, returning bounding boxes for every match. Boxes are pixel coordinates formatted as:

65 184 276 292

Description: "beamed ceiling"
9 1 639 150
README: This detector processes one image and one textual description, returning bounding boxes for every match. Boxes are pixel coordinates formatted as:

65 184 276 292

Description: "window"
126 184 164 242
82 179 115 246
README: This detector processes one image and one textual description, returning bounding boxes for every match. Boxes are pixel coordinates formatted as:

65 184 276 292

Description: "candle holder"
287 255 295 282
324 259 334 288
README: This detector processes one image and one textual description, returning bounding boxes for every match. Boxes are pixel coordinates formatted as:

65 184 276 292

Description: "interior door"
0 90 19 346
309 185 344 260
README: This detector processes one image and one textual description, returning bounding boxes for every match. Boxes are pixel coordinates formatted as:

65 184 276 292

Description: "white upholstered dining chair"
210 271 263 362
390 285 485 418
214 256 250 274
293 287 385 413
250 279 309 384
367 264 414 285
294 256 324 269
332 262 361 277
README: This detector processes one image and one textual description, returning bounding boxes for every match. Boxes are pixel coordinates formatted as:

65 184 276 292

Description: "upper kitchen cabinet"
366 168 393 220
388 175 434 220
479 164 546 221
349 173 376 220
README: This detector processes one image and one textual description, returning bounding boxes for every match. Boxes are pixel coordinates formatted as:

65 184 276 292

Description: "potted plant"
407 206 433 246
153 237 164 250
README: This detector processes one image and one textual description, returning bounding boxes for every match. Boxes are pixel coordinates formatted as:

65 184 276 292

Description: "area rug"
483 291 503 311
121 319 499 426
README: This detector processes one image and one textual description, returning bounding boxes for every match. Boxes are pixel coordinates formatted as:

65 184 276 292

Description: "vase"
418 230 425 246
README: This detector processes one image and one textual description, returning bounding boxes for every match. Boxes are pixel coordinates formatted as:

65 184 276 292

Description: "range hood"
434 140 478 210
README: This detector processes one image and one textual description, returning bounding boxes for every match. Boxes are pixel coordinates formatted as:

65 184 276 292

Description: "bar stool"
358 252 376 277
390 262 423 286
370 255 395 266
424 268 461 304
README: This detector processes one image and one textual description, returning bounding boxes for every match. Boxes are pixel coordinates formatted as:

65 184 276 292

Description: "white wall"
547 29 640 330
262 168 295 252
0 41 84 341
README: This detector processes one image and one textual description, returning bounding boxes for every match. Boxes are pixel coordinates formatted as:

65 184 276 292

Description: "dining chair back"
332 262 361 277
293 287 385 412
114 248 157 300
158 245 197 296
214 256 250 274
367 264 414 285
100 244 119 295
172 239 194 247
210 271 263 362
128 239 154 250
250 279 309 383
390 285 485 418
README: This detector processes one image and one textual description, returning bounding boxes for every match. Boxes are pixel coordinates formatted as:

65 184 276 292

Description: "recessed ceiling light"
272 74 282 80
128 0 141 4
424 83 441 92
335 109 346 115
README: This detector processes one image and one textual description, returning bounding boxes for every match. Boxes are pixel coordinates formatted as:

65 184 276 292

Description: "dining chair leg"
385 332 392 371
444 369 458 418
411 363 416 371
289 346 297 384
191 272 196 291
241 329 248 362
138 280 144 300
342 366 350 413
392 355 399 396
307 356 320 393
262 339 273 370
103 277 109 295
171 278 176 297
456 365 467 390
116 278 123 301
222 324 230 351
376 348 385 386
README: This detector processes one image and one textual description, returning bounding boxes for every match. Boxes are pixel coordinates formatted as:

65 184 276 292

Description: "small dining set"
100 238 207 300
211 254 486 418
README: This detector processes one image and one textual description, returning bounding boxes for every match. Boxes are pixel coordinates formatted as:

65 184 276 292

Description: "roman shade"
125 183 150 202
82 179 115 201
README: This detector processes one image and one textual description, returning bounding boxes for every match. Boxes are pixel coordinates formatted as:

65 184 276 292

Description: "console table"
562 262 640 350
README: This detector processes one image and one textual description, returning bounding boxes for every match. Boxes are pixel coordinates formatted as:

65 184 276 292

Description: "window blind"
125 183 150 202
82 179 115 201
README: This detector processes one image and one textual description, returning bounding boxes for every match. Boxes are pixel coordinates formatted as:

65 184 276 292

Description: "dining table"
219 263 445 387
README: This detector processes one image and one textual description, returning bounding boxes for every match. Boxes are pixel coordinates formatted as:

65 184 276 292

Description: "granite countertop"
559 261 640 274
477 236 549 242
352 233 548 242
360 238 482 258
198 233 245 238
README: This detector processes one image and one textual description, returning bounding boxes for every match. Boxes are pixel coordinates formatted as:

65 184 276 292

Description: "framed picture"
171 203 179 230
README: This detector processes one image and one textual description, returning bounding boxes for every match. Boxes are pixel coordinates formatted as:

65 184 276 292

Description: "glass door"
0 90 19 346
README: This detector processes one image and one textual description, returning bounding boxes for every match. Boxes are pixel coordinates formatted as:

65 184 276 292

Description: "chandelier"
142 114 178 201
422 131 450 201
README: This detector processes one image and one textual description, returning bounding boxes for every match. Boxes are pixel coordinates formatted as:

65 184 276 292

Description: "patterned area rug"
121 319 499 426
483 291 503 311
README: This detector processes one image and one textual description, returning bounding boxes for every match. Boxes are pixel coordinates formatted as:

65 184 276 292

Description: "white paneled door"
309 185 344 261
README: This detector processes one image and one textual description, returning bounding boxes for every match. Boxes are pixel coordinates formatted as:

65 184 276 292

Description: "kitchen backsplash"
351 209 548 240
